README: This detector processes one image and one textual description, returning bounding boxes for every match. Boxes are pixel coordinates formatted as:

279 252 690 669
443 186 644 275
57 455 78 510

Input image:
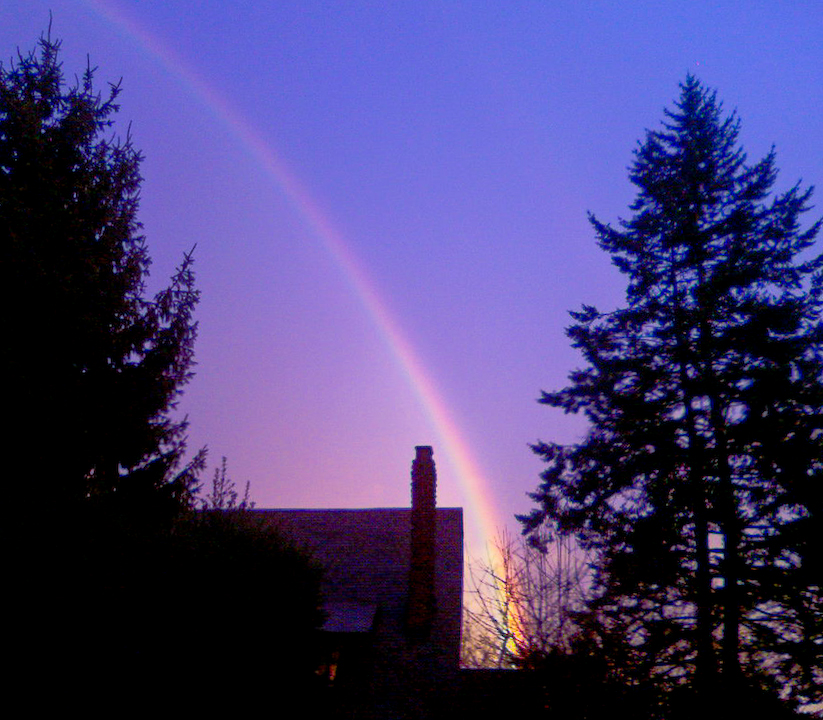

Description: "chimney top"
415 445 433 459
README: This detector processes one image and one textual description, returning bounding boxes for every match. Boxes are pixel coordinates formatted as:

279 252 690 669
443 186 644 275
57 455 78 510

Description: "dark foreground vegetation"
3 32 324 711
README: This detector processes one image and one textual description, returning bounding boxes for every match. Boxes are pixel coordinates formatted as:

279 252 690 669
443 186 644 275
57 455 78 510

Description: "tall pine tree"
2 31 207 702
521 76 822 714
1 33 201 518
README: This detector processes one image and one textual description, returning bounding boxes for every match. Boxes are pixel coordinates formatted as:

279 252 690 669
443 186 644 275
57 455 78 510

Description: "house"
253 446 463 718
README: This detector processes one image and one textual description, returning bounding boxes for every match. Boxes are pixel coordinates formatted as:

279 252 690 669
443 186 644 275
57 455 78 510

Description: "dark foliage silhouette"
1 32 202 517
521 76 822 716
3 32 325 708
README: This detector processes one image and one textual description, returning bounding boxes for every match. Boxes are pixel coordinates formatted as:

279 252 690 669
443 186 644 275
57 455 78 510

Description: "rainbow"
83 0 504 555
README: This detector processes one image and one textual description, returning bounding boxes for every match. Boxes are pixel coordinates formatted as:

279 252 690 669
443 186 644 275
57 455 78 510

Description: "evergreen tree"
521 76 822 714
2 32 206 701
1 32 201 518
2 34 328 710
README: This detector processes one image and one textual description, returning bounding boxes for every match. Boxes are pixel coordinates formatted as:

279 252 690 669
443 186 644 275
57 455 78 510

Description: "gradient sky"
3 1 822 557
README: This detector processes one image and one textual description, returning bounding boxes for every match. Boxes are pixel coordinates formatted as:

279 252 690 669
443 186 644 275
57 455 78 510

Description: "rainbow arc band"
83 0 502 556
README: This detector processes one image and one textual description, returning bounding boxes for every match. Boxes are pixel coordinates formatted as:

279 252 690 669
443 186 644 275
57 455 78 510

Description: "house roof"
322 600 379 633
253 508 462 606
252 507 464 668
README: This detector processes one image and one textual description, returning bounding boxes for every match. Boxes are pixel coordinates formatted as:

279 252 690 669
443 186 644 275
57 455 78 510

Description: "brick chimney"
407 445 437 638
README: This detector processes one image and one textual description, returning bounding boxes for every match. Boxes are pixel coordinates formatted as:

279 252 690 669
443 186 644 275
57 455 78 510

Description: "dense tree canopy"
1 33 200 517
521 76 822 716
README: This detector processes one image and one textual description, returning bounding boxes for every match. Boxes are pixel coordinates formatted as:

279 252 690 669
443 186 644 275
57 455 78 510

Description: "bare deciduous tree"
462 524 592 669
200 456 254 511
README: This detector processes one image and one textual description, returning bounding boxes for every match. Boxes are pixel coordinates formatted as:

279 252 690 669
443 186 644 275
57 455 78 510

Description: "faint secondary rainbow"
84 0 503 554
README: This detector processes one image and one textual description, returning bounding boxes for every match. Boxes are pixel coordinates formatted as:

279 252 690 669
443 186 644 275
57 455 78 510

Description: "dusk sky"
4 1 822 558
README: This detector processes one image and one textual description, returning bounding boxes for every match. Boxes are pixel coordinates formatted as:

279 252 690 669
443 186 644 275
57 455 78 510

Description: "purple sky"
4 1 822 557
